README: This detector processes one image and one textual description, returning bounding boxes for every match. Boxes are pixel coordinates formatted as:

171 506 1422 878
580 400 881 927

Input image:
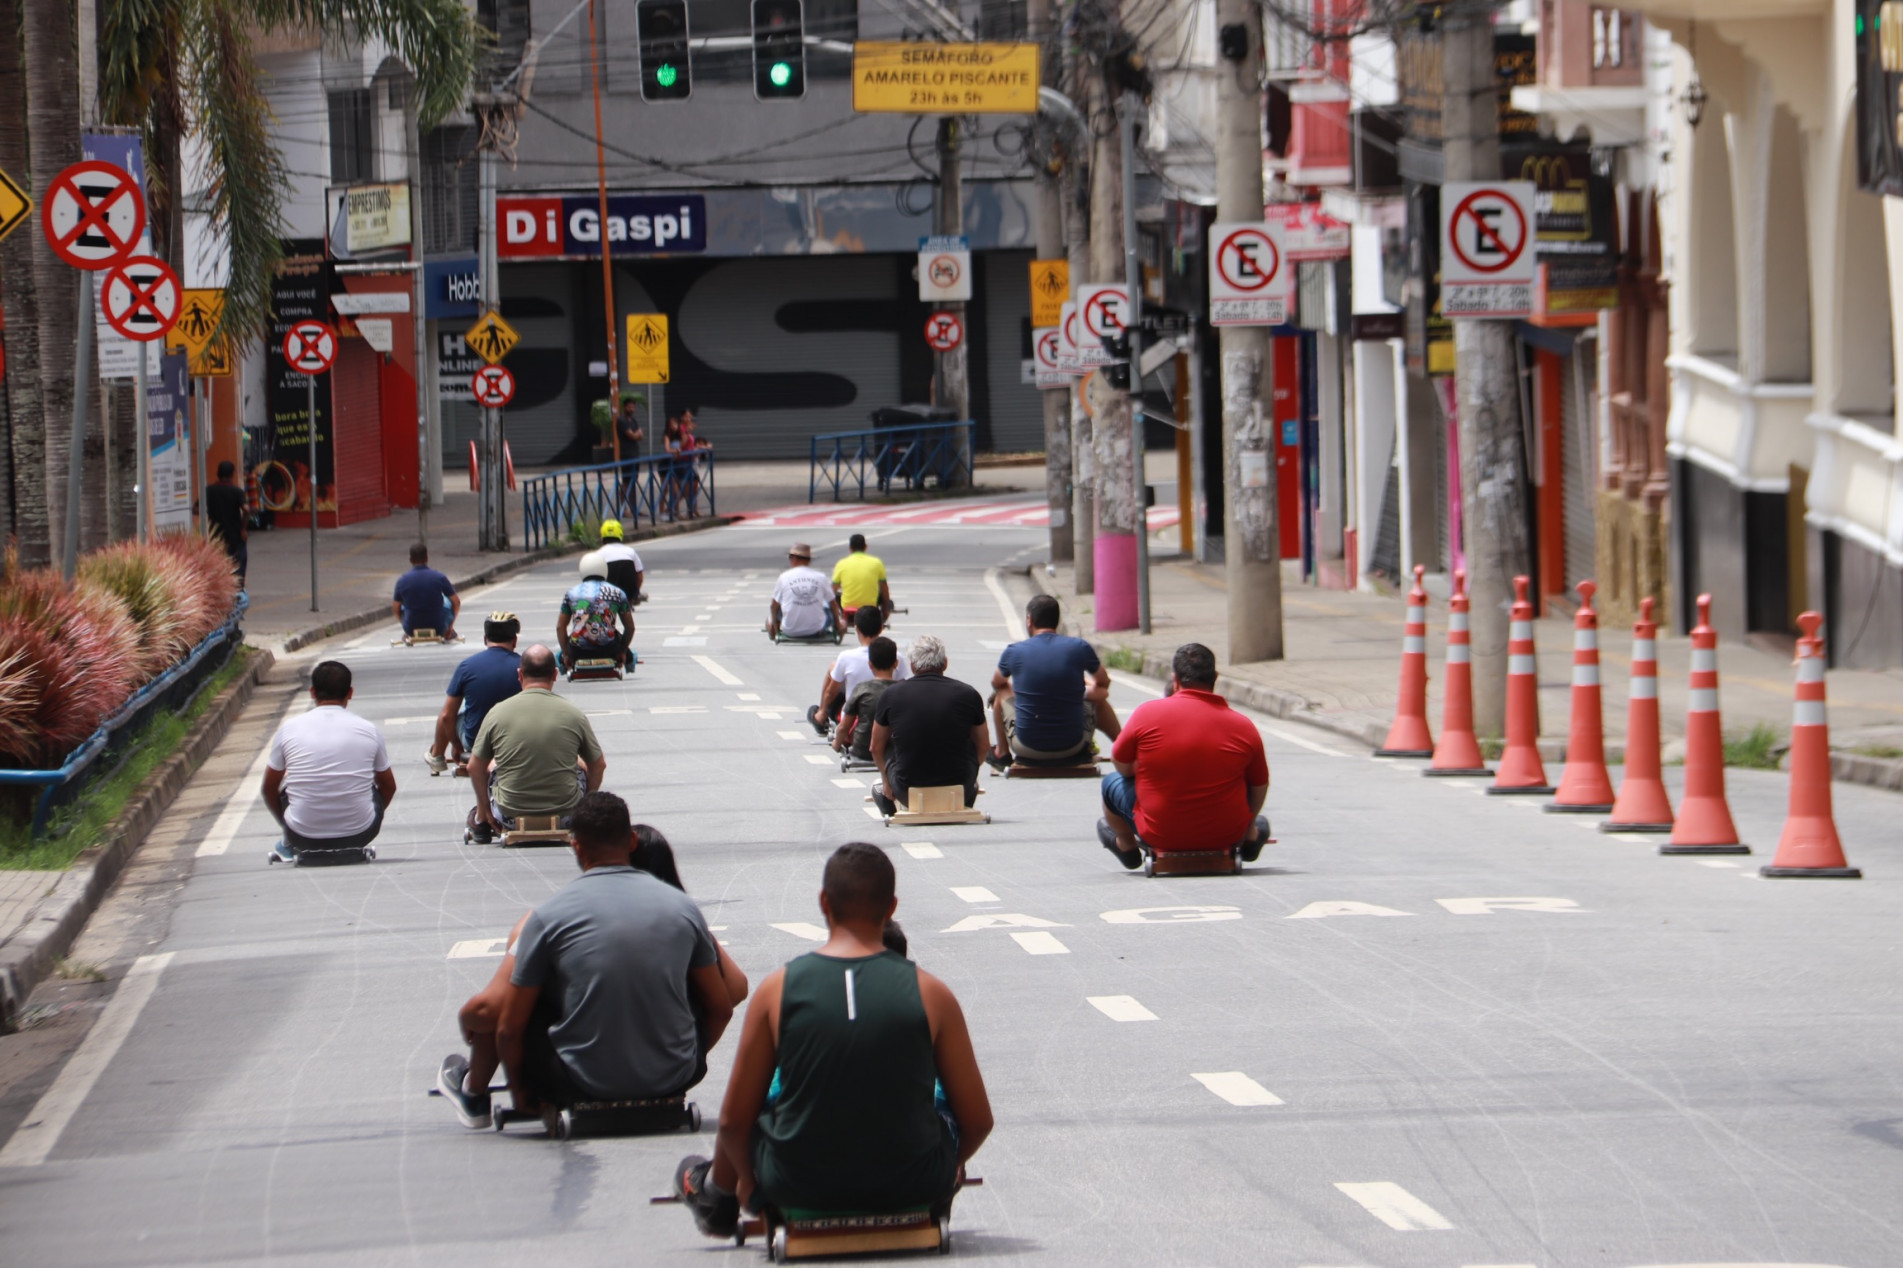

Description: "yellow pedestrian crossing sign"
465 309 519 365
625 313 669 384
0 165 29 245
166 288 224 356
1029 259 1068 327
191 338 233 378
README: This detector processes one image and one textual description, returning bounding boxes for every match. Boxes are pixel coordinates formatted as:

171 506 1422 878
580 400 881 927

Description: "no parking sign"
1439 181 1537 318
1208 221 1293 326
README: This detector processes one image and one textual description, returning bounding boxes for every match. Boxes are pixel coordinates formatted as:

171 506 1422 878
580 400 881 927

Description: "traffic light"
637 0 691 101
752 0 805 100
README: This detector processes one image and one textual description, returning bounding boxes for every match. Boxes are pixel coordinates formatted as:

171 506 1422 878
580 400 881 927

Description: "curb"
1830 749 1903 792
278 515 739 654
0 648 277 1033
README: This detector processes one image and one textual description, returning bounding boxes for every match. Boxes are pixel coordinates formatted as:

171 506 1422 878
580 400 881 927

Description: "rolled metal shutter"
489 263 577 467
1562 340 1597 591
983 249 1043 453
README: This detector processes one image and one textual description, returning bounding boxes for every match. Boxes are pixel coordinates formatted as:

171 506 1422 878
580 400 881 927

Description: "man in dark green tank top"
675 843 994 1235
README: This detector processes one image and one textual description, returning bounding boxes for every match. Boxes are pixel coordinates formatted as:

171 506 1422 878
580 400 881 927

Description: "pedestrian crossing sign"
0 165 29 245
191 338 233 378
625 313 669 384
166 288 225 356
1028 259 1068 327
464 309 520 365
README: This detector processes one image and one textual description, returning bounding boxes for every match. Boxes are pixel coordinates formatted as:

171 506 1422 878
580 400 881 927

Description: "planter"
591 446 615 465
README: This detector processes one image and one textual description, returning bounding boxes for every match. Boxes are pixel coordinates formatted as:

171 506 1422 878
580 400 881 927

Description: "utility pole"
935 117 969 421
1216 0 1281 662
589 0 622 460
1117 92 1150 632
1067 51 1095 594
476 140 507 551
406 77 431 545
1088 53 1137 630
1030 0 1073 565
1443 6 1527 735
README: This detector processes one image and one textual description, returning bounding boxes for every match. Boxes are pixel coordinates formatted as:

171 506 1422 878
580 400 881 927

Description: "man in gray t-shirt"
437 792 735 1126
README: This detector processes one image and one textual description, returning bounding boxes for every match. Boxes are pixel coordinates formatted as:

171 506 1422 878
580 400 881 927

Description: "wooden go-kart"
392 627 464 648
464 812 570 848
429 1086 700 1140
1002 751 1106 780
874 785 989 827
656 1177 980 1261
1137 818 1273 877
564 649 636 682
771 624 845 647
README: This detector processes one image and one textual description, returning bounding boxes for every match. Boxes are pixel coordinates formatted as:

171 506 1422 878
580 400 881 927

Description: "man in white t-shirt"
262 660 397 862
766 542 838 640
806 604 911 735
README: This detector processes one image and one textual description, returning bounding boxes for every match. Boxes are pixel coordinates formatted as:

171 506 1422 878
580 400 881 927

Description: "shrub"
1722 722 1782 770
0 567 141 767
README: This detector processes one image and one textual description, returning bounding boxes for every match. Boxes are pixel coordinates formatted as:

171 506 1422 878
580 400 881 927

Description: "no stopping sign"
472 364 516 407
924 311 963 352
101 255 182 341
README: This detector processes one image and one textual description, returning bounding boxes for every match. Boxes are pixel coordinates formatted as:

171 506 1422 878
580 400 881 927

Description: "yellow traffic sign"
191 338 233 378
1029 258 1068 327
852 42 1039 114
626 313 669 384
166 288 224 356
465 309 520 365
0 165 29 244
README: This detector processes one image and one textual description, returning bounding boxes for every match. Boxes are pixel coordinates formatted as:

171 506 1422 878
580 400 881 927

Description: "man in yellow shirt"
830 534 893 619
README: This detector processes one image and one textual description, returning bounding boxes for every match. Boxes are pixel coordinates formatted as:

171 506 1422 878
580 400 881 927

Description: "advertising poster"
263 238 335 515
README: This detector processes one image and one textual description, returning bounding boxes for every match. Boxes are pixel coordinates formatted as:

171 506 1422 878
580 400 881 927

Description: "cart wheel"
267 851 278 865
1231 847 1242 874
363 846 376 862
687 1102 703 1131
770 1227 787 1262
551 1109 572 1140
1142 853 1155 878
937 1217 951 1254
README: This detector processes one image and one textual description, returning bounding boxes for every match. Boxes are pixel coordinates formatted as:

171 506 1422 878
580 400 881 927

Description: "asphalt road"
1 517 1898 1268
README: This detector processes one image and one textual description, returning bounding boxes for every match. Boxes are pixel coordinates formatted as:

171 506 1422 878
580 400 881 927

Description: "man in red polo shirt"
1097 642 1270 869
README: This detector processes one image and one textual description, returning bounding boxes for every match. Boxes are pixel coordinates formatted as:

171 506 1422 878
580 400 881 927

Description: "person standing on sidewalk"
262 660 396 863
203 461 249 588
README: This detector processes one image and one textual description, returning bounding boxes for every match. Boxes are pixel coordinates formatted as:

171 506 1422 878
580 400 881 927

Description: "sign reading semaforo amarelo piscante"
852 42 1039 114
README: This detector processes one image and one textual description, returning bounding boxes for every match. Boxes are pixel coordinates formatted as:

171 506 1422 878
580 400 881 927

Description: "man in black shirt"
203 460 248 586
870 634 989 813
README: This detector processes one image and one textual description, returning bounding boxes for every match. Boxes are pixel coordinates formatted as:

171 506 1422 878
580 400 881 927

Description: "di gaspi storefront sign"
853 42 1039 114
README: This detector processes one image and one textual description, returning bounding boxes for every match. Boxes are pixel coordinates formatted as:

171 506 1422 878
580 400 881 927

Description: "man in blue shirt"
392 542 460 640
427 613 523 775
987 595 1120 768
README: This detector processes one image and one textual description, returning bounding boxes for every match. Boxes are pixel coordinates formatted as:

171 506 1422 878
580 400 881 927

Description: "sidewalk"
1038 539 1903 788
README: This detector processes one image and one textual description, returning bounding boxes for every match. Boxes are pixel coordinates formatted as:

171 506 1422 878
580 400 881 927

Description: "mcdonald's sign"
1504 143 1617 317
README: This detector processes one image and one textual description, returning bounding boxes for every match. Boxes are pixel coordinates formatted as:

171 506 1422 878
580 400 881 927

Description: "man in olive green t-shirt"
468 644 606 843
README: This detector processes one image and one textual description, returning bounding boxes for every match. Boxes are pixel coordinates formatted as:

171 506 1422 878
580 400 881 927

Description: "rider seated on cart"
1097 643 1271 871
767 542 839 640
596 519 646 604
832 636 900 764
869 635 989 815
807 605 910 736
831 533 892 620
426 613 521 774
987 595 1120 771
558 551 635 671
392 542 460 640
437 792 735 1129
466 645 606 844
675 843 992 1236
262 660 396 862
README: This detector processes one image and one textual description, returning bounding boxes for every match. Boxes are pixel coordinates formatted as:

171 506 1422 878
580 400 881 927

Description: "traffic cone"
1546 580 1616 813
1488 575 1554 795
1424 569 1491 776
1374 565 1435 758
1761 612 1860 878
1601 596 1674 832
1661 594 1748 854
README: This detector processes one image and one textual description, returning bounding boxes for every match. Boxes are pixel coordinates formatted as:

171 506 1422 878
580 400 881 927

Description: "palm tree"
0 0 43 566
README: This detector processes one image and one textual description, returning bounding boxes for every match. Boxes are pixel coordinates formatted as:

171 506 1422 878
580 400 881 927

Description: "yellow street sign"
852 42 1039 115
465 309 520 365
1029 258 1068 327
191 338 233 378
0 165 29 244
626 313 669 384
166 288 225 356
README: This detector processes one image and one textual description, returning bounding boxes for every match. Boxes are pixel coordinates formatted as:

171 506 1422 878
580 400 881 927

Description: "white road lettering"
1286 901 1414 919
1101 905 1241 924
771 922 829 941
1010 931 1069 955
951 886 1000 903
447 938 507 959
942 913 1067 933
1435 897 1583 915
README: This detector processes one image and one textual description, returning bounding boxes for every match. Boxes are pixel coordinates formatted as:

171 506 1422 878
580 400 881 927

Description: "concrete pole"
477 145 508 551
1067 53 1095 594
1030 0 1073 564
406 79 431 545
61 274 93 581
1089 59 1138 631
1443 8 1530 736
935 117 969 422
1217 0 1282 661
1118 94 1150 633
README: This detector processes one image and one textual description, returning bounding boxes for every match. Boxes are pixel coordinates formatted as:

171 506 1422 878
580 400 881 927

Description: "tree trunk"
24 0 82 567
0 0 46 565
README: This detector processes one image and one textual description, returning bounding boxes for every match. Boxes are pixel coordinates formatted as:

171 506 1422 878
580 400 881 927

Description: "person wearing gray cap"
767 542 839 641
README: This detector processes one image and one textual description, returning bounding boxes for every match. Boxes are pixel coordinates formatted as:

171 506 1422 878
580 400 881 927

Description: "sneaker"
1096 819 1143 870
871 786 898 817
471 820 495 845
984 749 1012 774
674 1155 740 1238
806 704 830 737
437 1054 492 1129
1239 816 1271 864
425 751 448 776
268 838 296 865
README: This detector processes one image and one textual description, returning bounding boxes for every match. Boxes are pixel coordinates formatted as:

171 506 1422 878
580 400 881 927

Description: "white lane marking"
1435 897 1583 915
1087 994 1158 1022
587 709 632 717
1699 859 1742 869
195 745 281 857
1333 1181 1454 1231
1286 901 1414 919
982 568 1022 639
1010 931 1070 955
678 626 702 636
379 715 437 726
1192 1072 1284 1106
832 777 864 789
1257 722 1351 757
901 842 943 859
1101 906 1241 924
777 730 806 740
663 636 707 646
0 953 174 1167
863 806 885 821
758 712 782 720
737 693 761 701
951 886 1000 903
448 938 507 959
651 705 707 715
1108 670 1162 697
804 754 836 766
695 613 713 621
692 654 744 686
943 913 1066 932
771 922 829 941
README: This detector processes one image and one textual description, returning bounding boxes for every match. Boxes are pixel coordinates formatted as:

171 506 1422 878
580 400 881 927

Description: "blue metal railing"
521 451 718 551
808 421 976 503
0 599 246 837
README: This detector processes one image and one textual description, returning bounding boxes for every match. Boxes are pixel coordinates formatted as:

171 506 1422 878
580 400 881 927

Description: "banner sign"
852 42 1039 114
264 238 335 511
498 193 708 258
148 350 193 532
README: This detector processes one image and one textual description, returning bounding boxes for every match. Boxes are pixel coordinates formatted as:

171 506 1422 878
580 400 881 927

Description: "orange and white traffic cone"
1488 575 1554 796
1547 579 1616 814
1374 565 1435 758
1761 612 1860 878
1601 596 1674 833
1661 594 1748 855
1424 569 1491 777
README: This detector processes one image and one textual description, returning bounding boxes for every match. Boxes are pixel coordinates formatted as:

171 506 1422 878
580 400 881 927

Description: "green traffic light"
657 63 678 87
769 60 792 87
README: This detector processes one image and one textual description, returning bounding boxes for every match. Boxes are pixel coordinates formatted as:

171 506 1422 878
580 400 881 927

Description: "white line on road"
951 886 1000 903
771 922 829 941
651 705 708 714
901 842 942 859
447 938 507 959
804 754 836 765
1191 1072 1284 1106
863 806 885 820
982 569 1022 639
1087 995 1158 1022
1257 722 1352 757
692 654 744 686
0 953 174 1167
1332 1182 1454 1231
1010 931 1069 955
1698 859 1741 869
777 730 805 740
195 745 281 857
586 709 632 717
832 777 864 789
1107 670 1162 696
737 693 761 701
